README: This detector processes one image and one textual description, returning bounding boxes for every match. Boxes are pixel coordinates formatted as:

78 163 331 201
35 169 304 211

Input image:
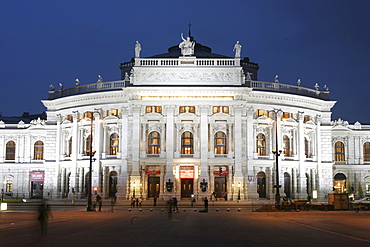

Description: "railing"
48 79 329 101
246 80 330 100
48 80 125 99
138 58 236 67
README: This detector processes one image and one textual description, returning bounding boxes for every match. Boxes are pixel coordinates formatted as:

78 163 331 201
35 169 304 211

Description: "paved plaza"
1 201 370 247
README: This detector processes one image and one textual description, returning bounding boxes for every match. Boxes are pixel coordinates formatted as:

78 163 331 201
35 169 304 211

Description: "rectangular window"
213 106 220 113
256 110 269 118
222 106 229 113
146 106 152 113
180 106 195 114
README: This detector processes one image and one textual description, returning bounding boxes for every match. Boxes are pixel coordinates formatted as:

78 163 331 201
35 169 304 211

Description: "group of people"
130 197 143 207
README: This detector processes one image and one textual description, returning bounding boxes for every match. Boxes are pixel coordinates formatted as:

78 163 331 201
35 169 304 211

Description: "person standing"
153 196 157 207
172 197 179 213
96 194 102 212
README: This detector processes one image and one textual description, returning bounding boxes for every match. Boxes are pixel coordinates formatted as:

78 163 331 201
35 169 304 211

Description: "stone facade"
0 37 369 202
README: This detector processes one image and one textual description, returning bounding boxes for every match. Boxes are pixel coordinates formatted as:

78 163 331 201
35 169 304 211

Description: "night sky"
1 0 369 123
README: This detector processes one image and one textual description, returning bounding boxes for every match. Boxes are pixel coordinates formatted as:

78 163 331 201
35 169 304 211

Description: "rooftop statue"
233 41 242 58
97 75 103 83
179 33 195 56
135 41 141 58
75 79 80 86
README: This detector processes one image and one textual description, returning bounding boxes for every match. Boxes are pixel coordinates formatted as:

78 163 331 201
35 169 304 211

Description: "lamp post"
237 183 241 200
133 182 136 198
86 115 95 211
272 109 282 210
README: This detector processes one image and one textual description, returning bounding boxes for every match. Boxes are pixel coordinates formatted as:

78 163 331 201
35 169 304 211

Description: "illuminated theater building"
1 35 370 202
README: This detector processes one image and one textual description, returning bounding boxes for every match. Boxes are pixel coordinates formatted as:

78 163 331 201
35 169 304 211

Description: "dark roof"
0 112 46 124
149 41 231 59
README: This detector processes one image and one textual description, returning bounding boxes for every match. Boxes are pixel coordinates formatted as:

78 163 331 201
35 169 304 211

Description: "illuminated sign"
180 169 194 179
30 171 44 182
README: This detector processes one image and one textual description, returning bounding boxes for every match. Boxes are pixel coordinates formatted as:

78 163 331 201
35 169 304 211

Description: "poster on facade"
30 171 44 182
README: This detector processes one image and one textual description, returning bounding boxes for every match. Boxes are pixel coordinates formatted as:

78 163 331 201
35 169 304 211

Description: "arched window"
214 132 227 155
334 141 345 161
148 131 160 154
85 134 92 156
6 141 16 160
364 142 370 162
256 133 266 156
283 136 291 157
110 133 119 155
34 141 44 160
181 132 193 154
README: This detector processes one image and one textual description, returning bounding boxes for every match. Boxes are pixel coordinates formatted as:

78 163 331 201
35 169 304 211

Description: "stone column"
234 105 244 199
164 106 175 198
199 105 209 196
130 105 141 197
297 112 306 199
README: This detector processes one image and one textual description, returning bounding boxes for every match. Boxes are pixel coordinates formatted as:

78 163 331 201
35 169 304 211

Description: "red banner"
30 171 44 181
213 170 229 175
146 170 160 175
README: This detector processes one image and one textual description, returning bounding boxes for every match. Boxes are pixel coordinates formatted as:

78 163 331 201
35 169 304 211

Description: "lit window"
85 135 92 156
67 137 72 157
6 180 12 192
84 112 93 119
148 132 160 154
34 141 44 160
110 133 119 155
214 132 227 154
6 141 15 160
66 115 73 122
107 109 120 116
181 132 193 154
213 106 220 113
256 110 269 118
222 106 229 113
304 115 311 122
256 134 266 156
146 106 152 113
283 136 291 157
282 112 291 119
305 138 312 158
180 106 195 114
364 142 370 162
334 141 345 161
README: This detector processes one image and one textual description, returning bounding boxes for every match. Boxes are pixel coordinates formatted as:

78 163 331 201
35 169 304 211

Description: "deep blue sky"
1 0 369 123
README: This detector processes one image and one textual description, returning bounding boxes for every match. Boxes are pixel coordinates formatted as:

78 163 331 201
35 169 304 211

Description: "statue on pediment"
179 33 195 56
135 41 141 58
233 41 242 58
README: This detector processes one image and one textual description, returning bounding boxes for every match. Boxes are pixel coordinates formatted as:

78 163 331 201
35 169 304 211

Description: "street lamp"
272 109 282 210
86 114 96 212
133 182 136 198
237 182 241 200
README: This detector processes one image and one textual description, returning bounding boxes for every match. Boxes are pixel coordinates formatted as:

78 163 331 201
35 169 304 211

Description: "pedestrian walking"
168 198 173 219
172 197 179 212
136 197 139 207
153 196 157 207
96 194 102 211
130 197 135 207
37 200 52 236
204 197 209 212
138 197 143 207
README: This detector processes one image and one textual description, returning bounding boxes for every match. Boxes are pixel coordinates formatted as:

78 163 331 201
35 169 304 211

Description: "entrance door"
31 181 44 199
257 172 266 198
214 177 226 199
148 177 160 198
109 171 118 198
181 179 193 198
